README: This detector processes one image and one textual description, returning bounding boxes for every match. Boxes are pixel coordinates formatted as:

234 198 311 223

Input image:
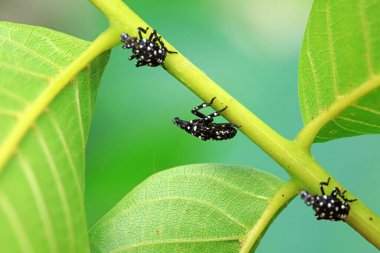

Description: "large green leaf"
0 22 110 252
89 164 295 253
298 0 380 142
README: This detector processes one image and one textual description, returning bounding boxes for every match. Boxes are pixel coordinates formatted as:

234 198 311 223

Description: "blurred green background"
2 0 380 252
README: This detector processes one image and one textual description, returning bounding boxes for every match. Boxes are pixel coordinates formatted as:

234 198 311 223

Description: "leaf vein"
74 81 86 154
0 61 51 81
95 197 249 233
338 116 380 129
306 28 322 110
18 154 58 253
352 104 380 116
325 0 339 95
47 112 83 202
34 128 76 252
332 119 366 134
0 86 29 105
0 34 62 70
0 108 20 117
166 173 271 201
0 190 35 253
30 31 79 60
112 236 242 252
358 0 375 76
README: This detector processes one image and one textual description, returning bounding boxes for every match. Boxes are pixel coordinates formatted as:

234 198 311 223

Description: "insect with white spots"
120 27 177 68
172 97 239 141
300 178 357 221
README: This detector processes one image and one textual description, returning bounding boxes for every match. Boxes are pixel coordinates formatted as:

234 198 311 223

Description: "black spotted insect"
300 178 357 221
173 97 239 141
120 27 177 68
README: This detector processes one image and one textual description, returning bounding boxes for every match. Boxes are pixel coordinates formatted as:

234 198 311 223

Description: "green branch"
88 0 380 249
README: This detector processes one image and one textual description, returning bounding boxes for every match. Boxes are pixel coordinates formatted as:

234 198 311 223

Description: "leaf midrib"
93 197 250 232
296 75 380 148
239 181 298 253
0 26 115 174
111 236 242 253
0 34 95 174
0 76 74 171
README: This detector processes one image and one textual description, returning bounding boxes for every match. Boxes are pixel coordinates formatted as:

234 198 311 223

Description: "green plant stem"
0 28 116 172
90 0 380 249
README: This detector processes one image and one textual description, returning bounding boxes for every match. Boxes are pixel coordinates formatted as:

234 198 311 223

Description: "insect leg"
338 190 357 203
319 177 330 195
166 48 178 54
137 27 150 39
203 106 228 124
219 122 239 128
136 61 147 67
156 36 177 52
191 97 216 118
153 35 164 47
149 29 158 41
330 187 340 197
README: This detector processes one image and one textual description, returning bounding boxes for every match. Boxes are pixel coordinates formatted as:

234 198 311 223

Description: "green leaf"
298 0 380 142
0 22 110 252
89 164 296 253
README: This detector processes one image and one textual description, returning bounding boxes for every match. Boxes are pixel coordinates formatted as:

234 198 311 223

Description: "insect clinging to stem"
300 178 357 221
173 97 239 141
120 27 177 68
